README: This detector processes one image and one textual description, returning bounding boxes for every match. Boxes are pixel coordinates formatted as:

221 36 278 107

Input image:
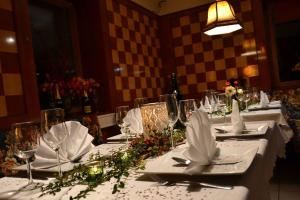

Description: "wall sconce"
204 0 242 36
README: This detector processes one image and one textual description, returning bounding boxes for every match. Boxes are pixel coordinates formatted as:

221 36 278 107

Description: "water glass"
179 99 196 125
116 106 130 143
159 94 178 149
217 93 228 124
244 90 251 112
11 121 40 184
40 108 67 177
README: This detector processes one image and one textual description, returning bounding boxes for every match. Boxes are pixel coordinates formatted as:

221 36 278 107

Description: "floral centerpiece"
40 75 100 114
224 80 244 111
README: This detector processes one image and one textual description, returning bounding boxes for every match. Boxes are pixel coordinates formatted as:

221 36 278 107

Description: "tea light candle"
87 161 104 176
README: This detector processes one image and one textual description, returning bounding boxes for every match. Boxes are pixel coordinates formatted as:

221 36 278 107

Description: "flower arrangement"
224 80 243 97
66 76 100 98
39 74 100 111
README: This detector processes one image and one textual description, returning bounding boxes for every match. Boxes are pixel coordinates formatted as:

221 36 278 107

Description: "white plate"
13 143 126 173
212 122 269 138
138 141 259 175
248 102 281 110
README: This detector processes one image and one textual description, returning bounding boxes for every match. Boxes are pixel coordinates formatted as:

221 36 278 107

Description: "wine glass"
244 90 251 112
159 94 178 149
251 87 259 104
134 97 149 108
179 99 196 125
217 93 228 125
116 106 130 143
10 121 40 184
40 108 68 177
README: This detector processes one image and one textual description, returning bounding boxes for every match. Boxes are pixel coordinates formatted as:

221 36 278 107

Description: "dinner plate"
138 141 259 175
212 122 269 138
248 102 281 111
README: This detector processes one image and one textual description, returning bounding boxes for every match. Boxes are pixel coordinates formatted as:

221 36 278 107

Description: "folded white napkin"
231 100 245 134
184 110 217 174
260 91 269 107
210 97 216 111
204 96 210 108
123 108 143 135
32 121 94 169
199 101 205 111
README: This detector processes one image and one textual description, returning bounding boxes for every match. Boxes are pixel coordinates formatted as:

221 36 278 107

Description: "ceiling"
132 0 213 15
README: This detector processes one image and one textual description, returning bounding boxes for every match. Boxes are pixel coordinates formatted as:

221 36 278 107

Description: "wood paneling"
0 0 12 11
0 0 40 129
0 9 14 30
0 30 17 53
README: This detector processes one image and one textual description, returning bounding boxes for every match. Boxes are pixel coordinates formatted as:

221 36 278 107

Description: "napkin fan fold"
32 121 94 169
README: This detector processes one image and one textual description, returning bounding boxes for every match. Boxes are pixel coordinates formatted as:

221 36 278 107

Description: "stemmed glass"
244 90 251 112
10 121 40 185
217 93 228 125
179 99 196 126
40 108 68 177
159 94 178 149
116 106 130 144
134 97 149 108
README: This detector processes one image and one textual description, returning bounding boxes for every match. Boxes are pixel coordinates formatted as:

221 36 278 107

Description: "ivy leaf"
119 181 125 188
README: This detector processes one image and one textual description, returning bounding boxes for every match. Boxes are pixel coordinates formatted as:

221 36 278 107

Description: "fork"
150 175 232 190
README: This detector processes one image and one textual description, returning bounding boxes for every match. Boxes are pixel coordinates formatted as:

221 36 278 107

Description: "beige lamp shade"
204 0 242 36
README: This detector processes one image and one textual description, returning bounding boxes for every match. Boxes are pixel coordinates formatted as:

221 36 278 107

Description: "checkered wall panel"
170 0 258 95
106 0 164 104
0 0 25 118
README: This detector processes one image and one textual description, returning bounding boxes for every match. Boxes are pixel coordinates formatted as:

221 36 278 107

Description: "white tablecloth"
212 109 293 142
0 121 287 200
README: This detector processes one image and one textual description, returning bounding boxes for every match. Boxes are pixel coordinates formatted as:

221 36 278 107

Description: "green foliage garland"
40 128 185 199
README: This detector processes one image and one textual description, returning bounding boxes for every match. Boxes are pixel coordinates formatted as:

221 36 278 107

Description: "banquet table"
211 108 293 142
0 119 289 200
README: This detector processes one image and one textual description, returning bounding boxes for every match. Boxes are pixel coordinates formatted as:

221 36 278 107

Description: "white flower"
237 88 243 94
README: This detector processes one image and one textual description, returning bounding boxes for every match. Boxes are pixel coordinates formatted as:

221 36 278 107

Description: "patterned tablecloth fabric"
0 121 286 200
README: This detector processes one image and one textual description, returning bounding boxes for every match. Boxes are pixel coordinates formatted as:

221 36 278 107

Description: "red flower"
234 81 238 85
226 81 230 86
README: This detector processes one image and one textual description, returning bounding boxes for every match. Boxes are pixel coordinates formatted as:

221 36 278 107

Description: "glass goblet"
179 99 196 126
159 94 178 149
116 106 130 144
217 93 228 125
134 97 149 108
244 90 251 112
11 121 40 184
40 108 68 177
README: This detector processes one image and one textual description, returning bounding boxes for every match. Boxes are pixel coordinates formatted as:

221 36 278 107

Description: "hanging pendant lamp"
204 0 242 36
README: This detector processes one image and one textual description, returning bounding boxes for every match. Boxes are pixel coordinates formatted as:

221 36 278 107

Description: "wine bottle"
82 90 92 114
54 84 64 108
170 73 185 129
170 73 182 101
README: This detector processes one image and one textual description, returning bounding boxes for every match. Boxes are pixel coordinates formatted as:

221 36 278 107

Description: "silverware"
215 128 228 133
215 128 258 133
159 180 232 190
172 157 191 165
172 157 241 165
151 175 232 190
